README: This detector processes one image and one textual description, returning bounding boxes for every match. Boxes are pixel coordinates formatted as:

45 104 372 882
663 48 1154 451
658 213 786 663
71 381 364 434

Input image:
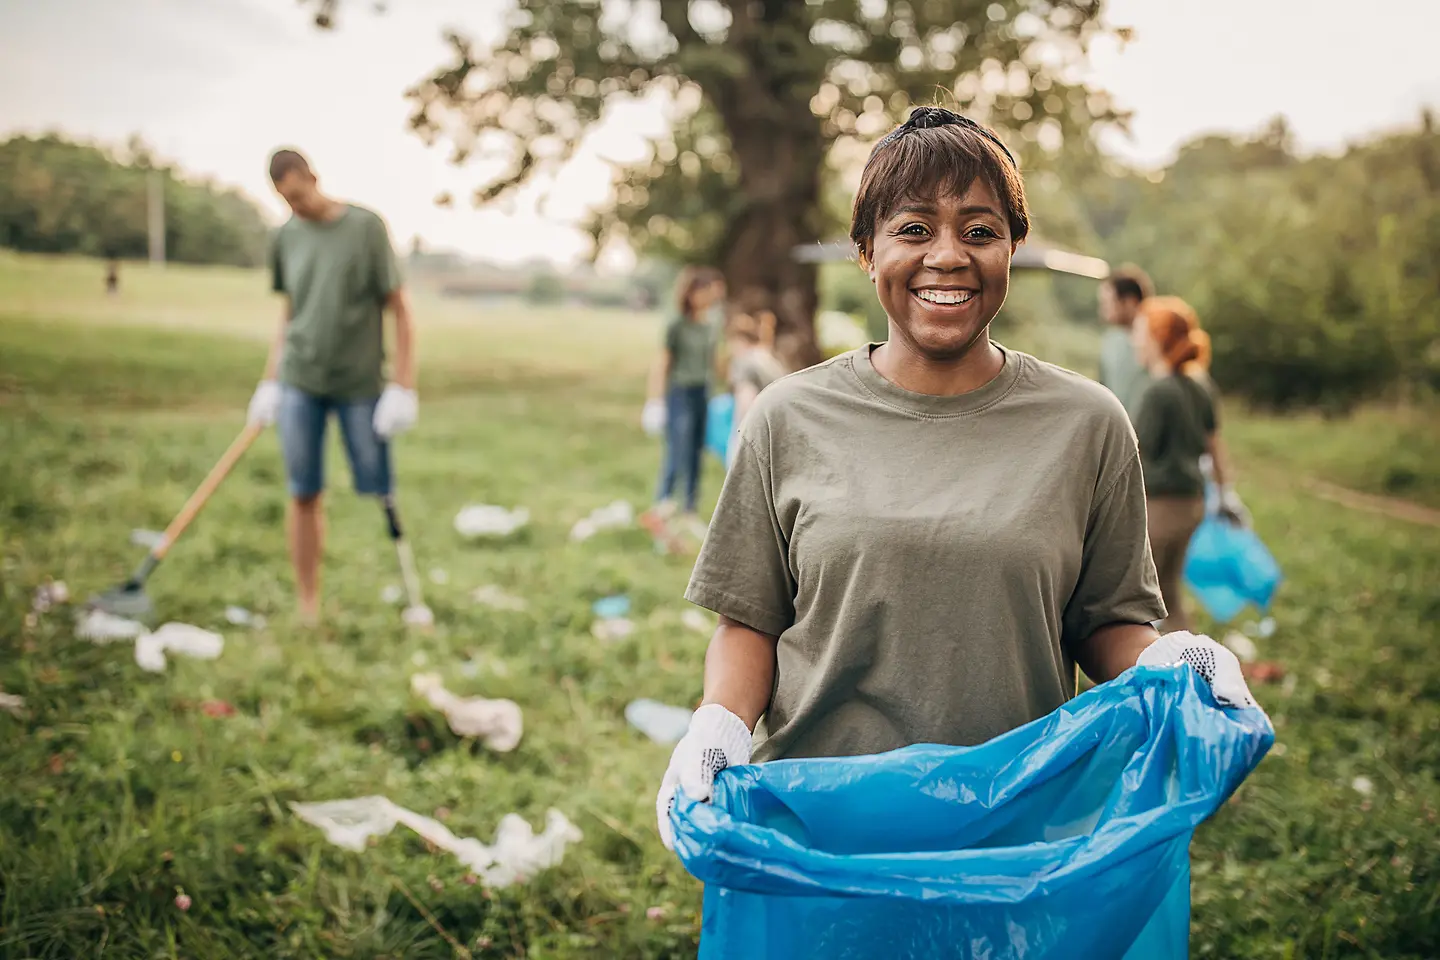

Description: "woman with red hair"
1130 296 1239 631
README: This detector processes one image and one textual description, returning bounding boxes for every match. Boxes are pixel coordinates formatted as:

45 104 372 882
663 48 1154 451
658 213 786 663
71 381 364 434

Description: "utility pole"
147 170 166 265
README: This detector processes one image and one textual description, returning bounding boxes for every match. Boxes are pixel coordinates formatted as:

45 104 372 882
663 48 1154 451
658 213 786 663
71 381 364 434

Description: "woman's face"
1132 312 1159 366
865 178 1017 363
691 280 725 315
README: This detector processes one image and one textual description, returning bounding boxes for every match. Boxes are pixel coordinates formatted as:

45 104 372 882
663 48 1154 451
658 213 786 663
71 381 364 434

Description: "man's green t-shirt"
272 204 401 400
685 345 1165 762
1132 373 1217 498
663 313 717 389
1099 325 1149 417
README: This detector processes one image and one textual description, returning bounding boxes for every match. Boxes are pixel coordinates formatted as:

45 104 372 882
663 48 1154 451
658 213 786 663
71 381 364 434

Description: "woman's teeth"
915 289 974 304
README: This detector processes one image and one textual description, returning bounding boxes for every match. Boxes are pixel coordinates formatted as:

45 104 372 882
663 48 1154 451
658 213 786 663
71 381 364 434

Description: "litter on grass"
472 585 527 611
0 692 24 717
77 609 148 644
289 797 582 888
591 618 635 642
380 584 405 605
681 609 713 634
135 623 224 674
454 505 530 540
1222 631 1259 663
410 673 523 751
224 606 267 630
402 604 436 628
592 595 631 620
429 568 450 585
569 500 634 542
32 581 69 613
626 699 693 744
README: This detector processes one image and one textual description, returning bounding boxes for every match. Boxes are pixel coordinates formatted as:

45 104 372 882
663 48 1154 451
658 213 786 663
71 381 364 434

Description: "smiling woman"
654 107 1260 853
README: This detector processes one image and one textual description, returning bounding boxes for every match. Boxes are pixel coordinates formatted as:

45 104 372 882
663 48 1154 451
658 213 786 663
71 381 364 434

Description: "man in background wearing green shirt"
245 149 418 625
1097 264 1154 416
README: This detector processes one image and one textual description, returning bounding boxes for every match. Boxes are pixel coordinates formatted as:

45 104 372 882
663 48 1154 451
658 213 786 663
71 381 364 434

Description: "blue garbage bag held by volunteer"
672 665 1273 960
1184 482 1282 624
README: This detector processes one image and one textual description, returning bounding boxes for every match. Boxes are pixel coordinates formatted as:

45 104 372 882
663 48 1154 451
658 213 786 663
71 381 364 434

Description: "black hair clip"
873 106 1016 166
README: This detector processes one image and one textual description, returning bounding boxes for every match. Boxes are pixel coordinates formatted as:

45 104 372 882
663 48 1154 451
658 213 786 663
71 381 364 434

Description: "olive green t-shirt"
685 345 1165 762
1132 372 1218 498
664 313 717 389
1099 326 1150 417
272 204 401 400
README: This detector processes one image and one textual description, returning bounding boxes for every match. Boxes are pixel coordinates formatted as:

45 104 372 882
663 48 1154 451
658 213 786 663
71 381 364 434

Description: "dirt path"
1301 478 1440 528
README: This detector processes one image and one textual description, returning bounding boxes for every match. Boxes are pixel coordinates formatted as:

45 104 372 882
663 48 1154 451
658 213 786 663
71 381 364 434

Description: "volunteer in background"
1097 265 1153 416
640 266 726 527
245 148 418 625
1131 296 1246 632
723 310 786 469
654 108 1259 848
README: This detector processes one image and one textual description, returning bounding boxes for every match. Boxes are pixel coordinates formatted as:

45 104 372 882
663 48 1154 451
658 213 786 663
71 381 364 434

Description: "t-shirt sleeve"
684 424 796 637
1061 437 1166 647
369 214 402 299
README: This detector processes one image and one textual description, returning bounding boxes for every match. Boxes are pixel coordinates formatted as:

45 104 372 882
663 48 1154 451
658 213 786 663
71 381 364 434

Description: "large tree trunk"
707 12 828 371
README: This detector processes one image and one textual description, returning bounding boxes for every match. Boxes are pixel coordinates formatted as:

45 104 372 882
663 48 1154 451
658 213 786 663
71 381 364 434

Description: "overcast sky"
2 0 1437 264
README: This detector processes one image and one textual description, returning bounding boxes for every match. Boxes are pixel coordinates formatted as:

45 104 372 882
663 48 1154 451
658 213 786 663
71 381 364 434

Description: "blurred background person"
723 309 785 469
1097 265 1154 416
1130 295 1244 631
641 266 726 532
245 147 418 625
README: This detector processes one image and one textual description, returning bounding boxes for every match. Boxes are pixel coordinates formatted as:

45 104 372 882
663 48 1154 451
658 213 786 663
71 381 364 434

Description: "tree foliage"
306 0 1120 363
0 135 270 267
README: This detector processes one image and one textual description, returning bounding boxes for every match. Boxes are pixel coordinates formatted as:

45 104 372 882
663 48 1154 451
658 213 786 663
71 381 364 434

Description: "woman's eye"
899 223 930 237
965 226 998 240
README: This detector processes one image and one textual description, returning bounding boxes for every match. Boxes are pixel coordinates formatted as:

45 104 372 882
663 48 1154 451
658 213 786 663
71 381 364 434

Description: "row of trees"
1038 114 1440 410
0 134 271 267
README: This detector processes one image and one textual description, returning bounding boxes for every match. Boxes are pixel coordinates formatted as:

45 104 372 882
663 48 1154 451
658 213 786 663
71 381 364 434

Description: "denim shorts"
277 385 392 499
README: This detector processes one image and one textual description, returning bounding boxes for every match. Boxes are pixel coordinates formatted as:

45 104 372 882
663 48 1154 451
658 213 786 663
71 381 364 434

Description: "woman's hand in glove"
655 703 753 851
1137 630 1258 709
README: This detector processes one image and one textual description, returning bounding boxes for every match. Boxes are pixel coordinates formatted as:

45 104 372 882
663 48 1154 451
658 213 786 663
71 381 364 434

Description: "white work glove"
641 398 666 437
656 703 752 851
1137 630 1258 709
1217 484 1252 528
247 380 281 427
373 383 418 440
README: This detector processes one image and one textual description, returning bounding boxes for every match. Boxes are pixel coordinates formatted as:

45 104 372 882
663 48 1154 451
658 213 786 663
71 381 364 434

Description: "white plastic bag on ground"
135 623 224 673
471 585 527 611
569 500 634 542
411 673 523 751
454 505 529 539
77 609 148 644
0 692 24 717
33 581 69 613
225 605 267 630
626 699 693 744
591 618 635 642
289 796 582 887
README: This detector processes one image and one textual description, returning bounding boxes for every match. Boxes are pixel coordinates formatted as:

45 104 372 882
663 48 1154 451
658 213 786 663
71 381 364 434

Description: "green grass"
2 253 1438 958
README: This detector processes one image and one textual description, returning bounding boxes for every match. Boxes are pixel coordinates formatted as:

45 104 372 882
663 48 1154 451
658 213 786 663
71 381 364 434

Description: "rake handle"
152 422 265 560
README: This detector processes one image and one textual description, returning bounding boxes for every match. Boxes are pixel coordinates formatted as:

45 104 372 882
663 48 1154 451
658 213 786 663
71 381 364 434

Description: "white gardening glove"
641 398 666 437
1217 485 1252 528
373 383 418 440
655 703 752 851
1137 630 1258 709
247 380 281 427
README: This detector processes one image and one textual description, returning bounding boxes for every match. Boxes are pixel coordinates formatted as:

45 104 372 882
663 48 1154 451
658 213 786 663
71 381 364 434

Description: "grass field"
1 251 1437 959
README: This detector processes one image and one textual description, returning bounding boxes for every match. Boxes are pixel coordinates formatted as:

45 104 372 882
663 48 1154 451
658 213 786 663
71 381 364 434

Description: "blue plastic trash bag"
672 666 1273 960
705 393 734 464
1184 515 1282 624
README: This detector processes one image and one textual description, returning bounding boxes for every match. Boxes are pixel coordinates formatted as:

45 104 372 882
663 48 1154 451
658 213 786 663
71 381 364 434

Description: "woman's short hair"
850 107 1029 265
1105 265 1154 303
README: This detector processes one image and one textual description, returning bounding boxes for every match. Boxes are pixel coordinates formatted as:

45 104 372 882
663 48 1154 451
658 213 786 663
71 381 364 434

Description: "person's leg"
278 387 328 623
681 386 708 514
654 385 683 507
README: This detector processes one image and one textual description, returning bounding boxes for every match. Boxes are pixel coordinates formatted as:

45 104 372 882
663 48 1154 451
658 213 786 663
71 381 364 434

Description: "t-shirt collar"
849 341 1023 417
